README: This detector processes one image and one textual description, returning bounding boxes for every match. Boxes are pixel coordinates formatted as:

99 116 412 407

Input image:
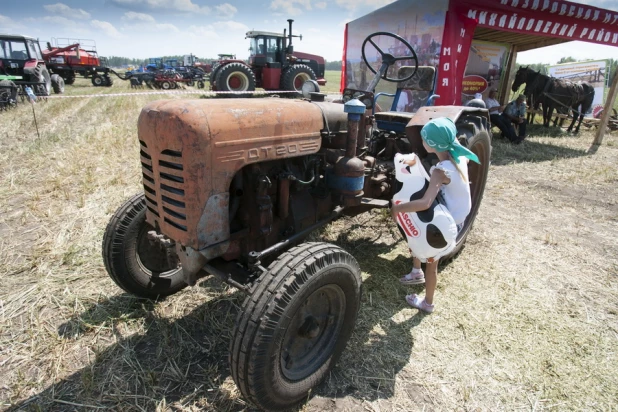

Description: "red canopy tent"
342 0 618 144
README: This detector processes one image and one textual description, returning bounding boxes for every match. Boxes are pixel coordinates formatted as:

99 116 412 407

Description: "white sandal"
405 294 435 313
399 269 425 285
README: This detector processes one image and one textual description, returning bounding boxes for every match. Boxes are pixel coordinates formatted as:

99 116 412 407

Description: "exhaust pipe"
288 19 294 48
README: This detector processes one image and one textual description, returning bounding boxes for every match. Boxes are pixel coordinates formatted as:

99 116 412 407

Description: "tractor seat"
373 111 416 133
11 51 28 60
374 66 437 133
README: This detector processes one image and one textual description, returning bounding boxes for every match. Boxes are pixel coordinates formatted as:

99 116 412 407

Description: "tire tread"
230 242 361 410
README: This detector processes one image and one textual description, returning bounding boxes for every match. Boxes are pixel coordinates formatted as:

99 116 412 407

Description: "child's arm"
391 168 449 217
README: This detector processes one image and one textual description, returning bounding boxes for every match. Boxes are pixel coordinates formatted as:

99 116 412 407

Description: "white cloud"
187 25 219 39
91 20 123 39
215 3 237 19
270 0 312 16
24 15 82 27
338 17 353 27
336 0 396 11
212 20 249 31
0 14 25 29
42 16 77 26
120 12 180 32
155 23 180 32
44 3 91 19
109 0 211 14
122 11 155 23
315 2 327 9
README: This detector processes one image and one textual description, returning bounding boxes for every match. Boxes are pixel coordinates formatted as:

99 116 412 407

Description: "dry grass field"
1 74 617 411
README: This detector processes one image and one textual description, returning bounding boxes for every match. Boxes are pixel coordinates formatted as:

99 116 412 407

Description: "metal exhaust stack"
288 19 294 47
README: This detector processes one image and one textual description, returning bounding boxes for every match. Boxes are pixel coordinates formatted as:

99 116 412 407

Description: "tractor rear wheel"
91 75 104 87
230 242 362 411
442 115 492 260
214 62 256 97
51 74 65 94
102 193 186 300
104 75 113 87
281 64 316 94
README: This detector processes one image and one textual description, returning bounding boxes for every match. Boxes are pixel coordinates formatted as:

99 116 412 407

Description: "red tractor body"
43 43 102 67
0 34 54 98
210 20 327 94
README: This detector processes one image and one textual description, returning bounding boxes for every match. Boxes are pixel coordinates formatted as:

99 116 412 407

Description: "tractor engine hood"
137 98 348 252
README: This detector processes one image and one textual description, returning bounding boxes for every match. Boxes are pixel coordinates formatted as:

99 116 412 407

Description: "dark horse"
512 66 595 133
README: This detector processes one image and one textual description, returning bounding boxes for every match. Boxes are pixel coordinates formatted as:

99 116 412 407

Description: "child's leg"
401 256 424 284
424 259 439 305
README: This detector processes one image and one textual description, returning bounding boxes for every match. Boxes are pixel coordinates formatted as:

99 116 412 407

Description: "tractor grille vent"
140 142 187 232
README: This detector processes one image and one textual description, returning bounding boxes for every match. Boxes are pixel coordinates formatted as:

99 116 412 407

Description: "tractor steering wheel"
361 32 418 86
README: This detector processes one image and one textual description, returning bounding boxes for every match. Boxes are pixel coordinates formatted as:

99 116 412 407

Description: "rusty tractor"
210 19 326 95
103 32 491 410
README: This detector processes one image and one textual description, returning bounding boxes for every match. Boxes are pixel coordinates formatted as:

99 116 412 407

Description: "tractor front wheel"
209 64 222 89
91 75 104 87
230 242 362 411
33 65 52 96
102 193 186 299
214 62 256 97
160 81 171 90
51 74 65 94
197 80 205 89
442 115 492 260
280 64 317 94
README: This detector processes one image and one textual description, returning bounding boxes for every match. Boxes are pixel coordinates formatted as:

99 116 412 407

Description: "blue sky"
0 0 394 61
2 0 618 64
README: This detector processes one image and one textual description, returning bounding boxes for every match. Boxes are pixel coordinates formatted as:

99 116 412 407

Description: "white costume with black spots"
430 157 471 225
393 153 457 262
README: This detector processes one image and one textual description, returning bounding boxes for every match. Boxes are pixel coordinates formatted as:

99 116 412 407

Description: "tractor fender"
404 105 490 149
218 60 247 65
22 60 42 74
406 105 489 128
137 98 344 251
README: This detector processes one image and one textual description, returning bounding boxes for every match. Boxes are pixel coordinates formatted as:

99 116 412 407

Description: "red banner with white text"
453 0 618 47
435 11 477 105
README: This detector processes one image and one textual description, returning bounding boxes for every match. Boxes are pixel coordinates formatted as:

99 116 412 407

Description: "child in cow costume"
391 117 480 313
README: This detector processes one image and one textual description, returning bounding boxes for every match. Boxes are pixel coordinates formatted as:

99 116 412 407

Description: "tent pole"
500 44 518 106
593 69 618 145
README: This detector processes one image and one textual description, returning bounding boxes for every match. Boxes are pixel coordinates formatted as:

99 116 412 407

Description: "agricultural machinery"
126 56 207 89
43 38 117 87
103 31 491 410
210 20 326 94
0 34 56 107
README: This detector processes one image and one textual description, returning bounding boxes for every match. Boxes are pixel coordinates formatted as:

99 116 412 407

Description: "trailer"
43 38 116 87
